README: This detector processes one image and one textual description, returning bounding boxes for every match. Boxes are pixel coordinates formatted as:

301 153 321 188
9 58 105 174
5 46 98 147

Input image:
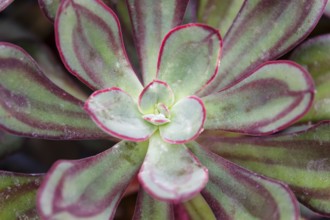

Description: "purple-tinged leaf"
157 24 222 100
139 134 208 203
202 61 314 135
197 0 245 36
0 0 13 12
38 0 60 21
38 141 147 220
201 0 326 95
0 131 23 157
183 194 216 220
290 34 330 122
200 121 330 216
160 96 206 144
188 142 300 220
133 188 174 220
138 80 174 114
0 43 107 140
0 171 42 219
85 87 156 141
56 0 143 98
127 0 189 85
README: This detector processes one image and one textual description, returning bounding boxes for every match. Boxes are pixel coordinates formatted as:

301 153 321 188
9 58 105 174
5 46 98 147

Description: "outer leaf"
133 188 174 220
0 43 107 140
202 61 314 135
160 96 206 144
0 0 13 12
325 1 330 17
200 121 330 216
183 194 216 220
38 0 61 21
188 142 299 220
197 0 245 36
290 34 330 122
157 24 222 100
56 0 143 98
84 88 156 141
38 141 147 220
127 0 189 85
201 0 326 95
0 171 42 220
138 134 208 203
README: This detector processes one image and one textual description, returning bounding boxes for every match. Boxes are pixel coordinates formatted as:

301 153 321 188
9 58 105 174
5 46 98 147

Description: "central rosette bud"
142 103 171 126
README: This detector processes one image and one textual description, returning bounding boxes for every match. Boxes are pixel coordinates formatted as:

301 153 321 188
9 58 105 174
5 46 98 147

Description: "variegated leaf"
0 42 107 140
127 0 189 85
56 0 143 98
0 171 42 220
201 0 326 95
38 141 147 220
291 34 330 122
202 61 314 135
188 142 299 220
199 121 330 216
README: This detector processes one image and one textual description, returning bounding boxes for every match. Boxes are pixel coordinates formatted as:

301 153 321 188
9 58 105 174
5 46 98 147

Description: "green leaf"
197 0 244 36
0 171 42 220
127 0 189 85
0 43 107 140
290 34 330 122
133 188 174 220
188 142 299 220
200 121 330 215
38 141 148 219
202 0 326 95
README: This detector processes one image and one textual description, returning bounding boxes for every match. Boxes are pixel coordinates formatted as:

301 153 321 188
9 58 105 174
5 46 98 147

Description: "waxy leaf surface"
157 24 222 100
188 142 299 220
200 121 330 216
56 0 142 97
0 43 107 140
0 171 42 220
291 34 330 122
85 88 156 141
197 0 244 36
202 0 326 94
38 141 147 220
133 188 174 220
202 61 314 135
127 0 189 84
139 134 208 203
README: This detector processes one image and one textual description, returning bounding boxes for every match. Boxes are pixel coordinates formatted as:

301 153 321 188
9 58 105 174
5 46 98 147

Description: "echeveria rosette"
0 0 329 219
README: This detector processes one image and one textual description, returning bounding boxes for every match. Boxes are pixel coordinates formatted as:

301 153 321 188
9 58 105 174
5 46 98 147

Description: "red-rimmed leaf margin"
199 121 330 216
0 42 107 140
37 141 148 219
201 0 327 95
0 171 43 219
55 0 143 97
127 0 189 85
0 0 13 12
133 188 174 220
188 142 300 220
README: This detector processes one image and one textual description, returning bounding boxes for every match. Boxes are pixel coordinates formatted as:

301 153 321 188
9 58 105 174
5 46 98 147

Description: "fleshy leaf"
160 96 206 144
188 142 299 220
133 188 174 220
38 0 60 21
127 0 189 85
38 141 147 220
56 0 142 97
0 0 13 12
197 0 244 36
290 34 330 122
202 61 314 135
0 171 42 220
85 87 156 141
325 1 330 17
138 80 174 114
200 121 330 216
138 134 208 203
0 42 107 140
201 0 326 95
183 194 216 220
157 24 222 100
